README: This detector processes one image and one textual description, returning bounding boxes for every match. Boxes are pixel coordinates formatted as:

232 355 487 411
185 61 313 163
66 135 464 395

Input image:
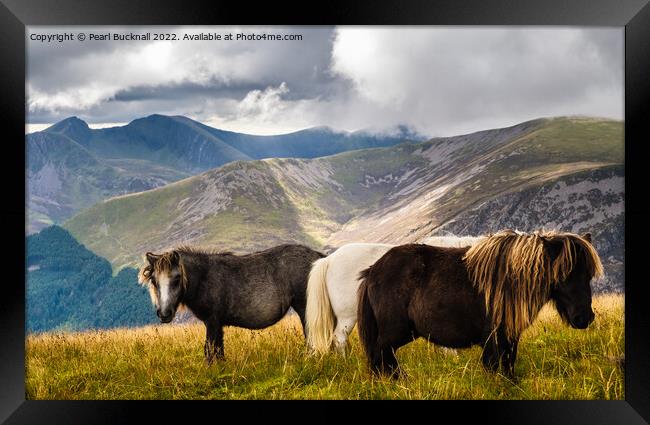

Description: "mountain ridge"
62 116 624 292
27 114 425 232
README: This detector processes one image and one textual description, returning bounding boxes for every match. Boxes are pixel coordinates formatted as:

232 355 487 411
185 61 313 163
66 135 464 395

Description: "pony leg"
504 340 519 378
292 303 308 338
204 322 225 365
481 330 516 376
375 346 402 379
481 327 501 372
333 317 356 355
480 340 501 373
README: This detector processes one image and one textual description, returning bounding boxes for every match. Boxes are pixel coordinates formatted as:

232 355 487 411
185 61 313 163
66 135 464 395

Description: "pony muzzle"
570 310 595 329
157 308 175 323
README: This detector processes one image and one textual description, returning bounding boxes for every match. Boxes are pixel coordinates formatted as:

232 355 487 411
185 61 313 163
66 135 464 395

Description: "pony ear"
171 251 180 263
146 252 159 263
541 237 564 263
137 265 150 285
582 232 592 243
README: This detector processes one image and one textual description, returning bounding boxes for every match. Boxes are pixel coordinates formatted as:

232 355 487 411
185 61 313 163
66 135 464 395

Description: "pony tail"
305 257 336 354
357 268 379 370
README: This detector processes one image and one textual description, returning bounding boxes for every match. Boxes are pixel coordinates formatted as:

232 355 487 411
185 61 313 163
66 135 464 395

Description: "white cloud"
329 27 623 136
204 83 332 135
238 82 290 118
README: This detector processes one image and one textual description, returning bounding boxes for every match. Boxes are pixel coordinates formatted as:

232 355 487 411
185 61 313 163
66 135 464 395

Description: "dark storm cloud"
27 26 343 126
110 82 260 102
27 26 154 95
109 74 349 103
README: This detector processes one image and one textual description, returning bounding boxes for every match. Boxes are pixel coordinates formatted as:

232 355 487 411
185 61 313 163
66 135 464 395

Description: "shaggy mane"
137 246 234 286
462 229 603 340
174 245 234 256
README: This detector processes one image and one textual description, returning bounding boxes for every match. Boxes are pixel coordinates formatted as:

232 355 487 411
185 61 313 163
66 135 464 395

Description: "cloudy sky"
26 26 623 136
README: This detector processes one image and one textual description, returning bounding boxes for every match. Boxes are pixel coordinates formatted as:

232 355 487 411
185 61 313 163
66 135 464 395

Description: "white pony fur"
305 236 486 354
420 235 486 247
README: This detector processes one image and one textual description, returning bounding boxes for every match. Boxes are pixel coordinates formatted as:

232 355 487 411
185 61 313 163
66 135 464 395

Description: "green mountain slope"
26 225 156 332
63 117 624 292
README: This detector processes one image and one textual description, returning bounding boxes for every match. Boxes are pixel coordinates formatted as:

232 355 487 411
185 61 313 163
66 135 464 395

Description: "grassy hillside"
25 294 623 400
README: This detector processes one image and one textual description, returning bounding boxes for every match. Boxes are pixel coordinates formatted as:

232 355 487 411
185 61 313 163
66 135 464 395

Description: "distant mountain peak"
352 123 428 141
304 125 338 133
47 116 89 130
128 113 173 125
46 116 92 143
144 113 175 120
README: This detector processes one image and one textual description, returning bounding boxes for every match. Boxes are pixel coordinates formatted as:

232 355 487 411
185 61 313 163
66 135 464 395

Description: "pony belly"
226 312 287 329
225 293 291 329
425 333 475 349
413 312 483 349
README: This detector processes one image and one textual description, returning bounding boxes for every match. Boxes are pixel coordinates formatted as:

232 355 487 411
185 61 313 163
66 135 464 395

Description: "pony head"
542 232 603 329
463 229 603 340
138 250 187 323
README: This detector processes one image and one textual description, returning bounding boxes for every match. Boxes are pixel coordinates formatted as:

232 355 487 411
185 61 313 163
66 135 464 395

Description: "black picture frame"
2 0 649 423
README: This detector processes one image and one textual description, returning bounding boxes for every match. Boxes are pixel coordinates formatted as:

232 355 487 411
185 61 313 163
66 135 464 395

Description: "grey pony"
139 244 325 364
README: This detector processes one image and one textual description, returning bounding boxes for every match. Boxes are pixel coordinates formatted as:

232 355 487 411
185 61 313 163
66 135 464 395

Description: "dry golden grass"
26 294 624 399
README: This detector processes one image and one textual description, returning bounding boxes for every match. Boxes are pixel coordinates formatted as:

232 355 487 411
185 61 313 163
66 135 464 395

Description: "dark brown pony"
357 230 603 378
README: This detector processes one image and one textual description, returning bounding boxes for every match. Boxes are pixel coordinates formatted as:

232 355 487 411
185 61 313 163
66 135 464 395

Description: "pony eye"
171 276 181 286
